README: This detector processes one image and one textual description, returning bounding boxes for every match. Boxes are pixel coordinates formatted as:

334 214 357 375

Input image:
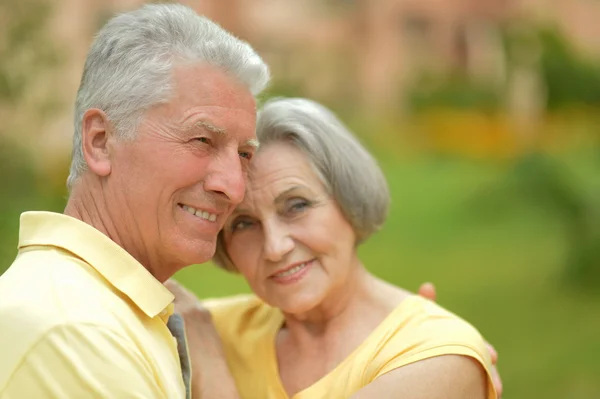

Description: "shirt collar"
18 211 174 319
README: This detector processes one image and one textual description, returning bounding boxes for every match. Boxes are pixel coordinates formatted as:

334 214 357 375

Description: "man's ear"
81 108 113 177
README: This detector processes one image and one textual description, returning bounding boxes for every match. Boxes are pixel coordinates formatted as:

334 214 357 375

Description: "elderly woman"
171 98 499 399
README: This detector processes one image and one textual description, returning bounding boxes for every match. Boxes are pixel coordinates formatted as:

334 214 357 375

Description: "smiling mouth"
179 204 217 222
272 260 313 278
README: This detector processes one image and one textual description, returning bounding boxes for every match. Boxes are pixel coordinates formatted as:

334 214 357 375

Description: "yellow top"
205 294 496 399
0 211 186 398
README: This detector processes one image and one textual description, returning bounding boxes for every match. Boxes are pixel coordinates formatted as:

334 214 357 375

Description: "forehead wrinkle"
184 120 258 149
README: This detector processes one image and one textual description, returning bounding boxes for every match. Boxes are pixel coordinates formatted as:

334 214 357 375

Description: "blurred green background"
1 0 600 398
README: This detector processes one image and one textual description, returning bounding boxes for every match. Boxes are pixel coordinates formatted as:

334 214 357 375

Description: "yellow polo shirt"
0 211 186 398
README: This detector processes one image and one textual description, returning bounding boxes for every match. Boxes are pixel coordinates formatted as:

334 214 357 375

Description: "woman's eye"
287 199 310 214
231 219 254 232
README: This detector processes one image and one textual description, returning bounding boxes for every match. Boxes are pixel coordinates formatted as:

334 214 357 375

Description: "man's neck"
64 178 168 282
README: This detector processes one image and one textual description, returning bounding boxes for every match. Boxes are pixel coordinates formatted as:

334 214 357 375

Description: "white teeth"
275 262 307 278
183 205 196 215
181 205 217 222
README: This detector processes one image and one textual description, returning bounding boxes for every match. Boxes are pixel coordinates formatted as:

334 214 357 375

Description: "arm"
350 355 488 399
1 323 167 398
164 279 241 399
181 306 241 399
418 282 503 398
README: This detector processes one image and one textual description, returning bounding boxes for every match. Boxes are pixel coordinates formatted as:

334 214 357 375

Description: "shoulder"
0 322 164 397
203 293 264 316
353 353 490 399
0 248 136 337
2 246 108 302
0 250 92 333
380 295 488 348
203 294 279 324
358 296 495 398
367 295 492 379
19 322 150 373
1 320 134 377
203 294 281 340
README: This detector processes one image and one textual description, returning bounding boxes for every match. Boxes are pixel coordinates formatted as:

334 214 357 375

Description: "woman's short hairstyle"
213 97 390 271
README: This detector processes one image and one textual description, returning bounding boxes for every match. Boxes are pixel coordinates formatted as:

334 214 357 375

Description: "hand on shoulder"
417 282 502 398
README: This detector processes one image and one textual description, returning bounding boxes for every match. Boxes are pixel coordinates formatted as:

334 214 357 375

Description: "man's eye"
195 137 211 144
239 151 253 160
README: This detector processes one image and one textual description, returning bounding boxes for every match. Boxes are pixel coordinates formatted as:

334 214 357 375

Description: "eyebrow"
189 120 259 149
194 120 225 135
245 138 260 149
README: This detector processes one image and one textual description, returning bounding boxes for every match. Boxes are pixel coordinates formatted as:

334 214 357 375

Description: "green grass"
2 144 599 398
174 151 600 399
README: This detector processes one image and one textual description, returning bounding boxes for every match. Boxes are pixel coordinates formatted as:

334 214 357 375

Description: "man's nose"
203 150 246 205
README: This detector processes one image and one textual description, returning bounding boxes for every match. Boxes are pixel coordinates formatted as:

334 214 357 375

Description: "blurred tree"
406 75 502 114
475 23 600 288
0 0 61 123
467 151 599 289
0 0 63 274
0 140 46 272
503 23 600 110
259 79 307 105
539 28 600 110
516 153 600 289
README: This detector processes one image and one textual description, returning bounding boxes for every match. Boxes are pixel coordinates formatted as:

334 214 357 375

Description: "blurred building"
14 0 600 159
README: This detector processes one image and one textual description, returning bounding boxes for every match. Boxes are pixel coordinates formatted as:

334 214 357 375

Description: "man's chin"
180 241 217 266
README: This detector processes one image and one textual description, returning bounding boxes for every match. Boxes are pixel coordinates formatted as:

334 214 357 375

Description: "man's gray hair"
67 3 270 189
214 97 390 271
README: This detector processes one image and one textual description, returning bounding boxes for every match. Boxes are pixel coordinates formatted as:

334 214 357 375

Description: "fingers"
486 343 502 397
487 343 498 364
418 282 437 301
491 366 503 398
164 279 198 305
164 279 182 292
164 279 187 299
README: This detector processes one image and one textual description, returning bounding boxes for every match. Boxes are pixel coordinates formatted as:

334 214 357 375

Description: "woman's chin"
269 293 323 316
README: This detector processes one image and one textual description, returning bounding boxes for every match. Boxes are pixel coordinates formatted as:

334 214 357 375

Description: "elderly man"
0 3 269 398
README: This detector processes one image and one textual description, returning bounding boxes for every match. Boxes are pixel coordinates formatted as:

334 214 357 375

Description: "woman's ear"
81 108 113 177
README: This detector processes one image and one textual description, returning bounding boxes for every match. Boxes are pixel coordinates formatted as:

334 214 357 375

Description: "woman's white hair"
214 97 390 271
67 3 270 189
